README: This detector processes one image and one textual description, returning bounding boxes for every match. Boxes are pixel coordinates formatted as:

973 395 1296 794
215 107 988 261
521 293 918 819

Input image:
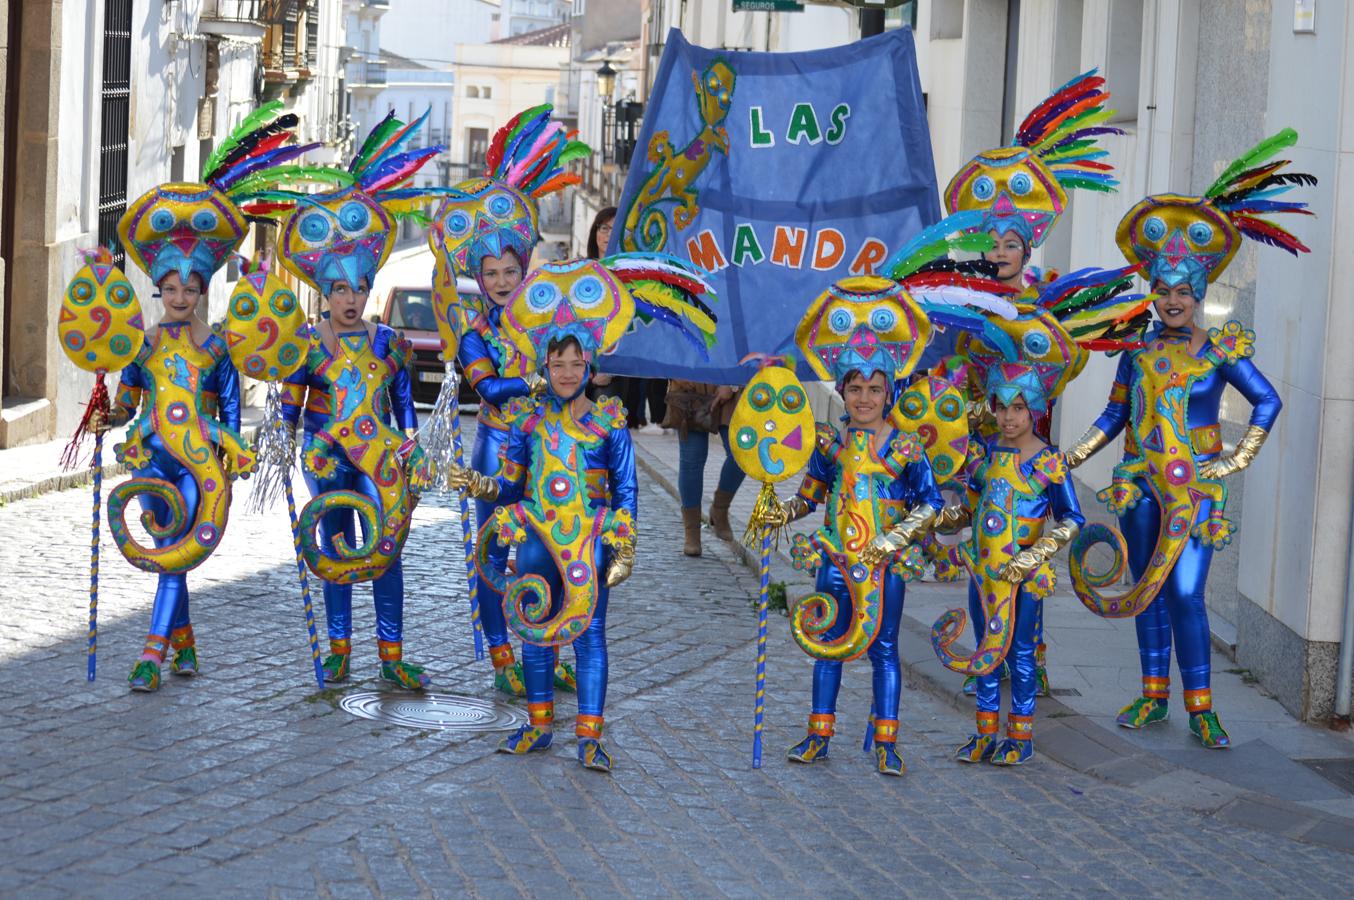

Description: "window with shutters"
97 0 133 264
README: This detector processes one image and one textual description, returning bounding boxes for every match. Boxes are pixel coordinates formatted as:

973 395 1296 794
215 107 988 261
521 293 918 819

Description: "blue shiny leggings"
677 426 745 508
137 450 197 643
1121 487 1214 697
472 422 512 648
517 535 611 718
305 460 405 643
808 560 905 723
969 580 1039 716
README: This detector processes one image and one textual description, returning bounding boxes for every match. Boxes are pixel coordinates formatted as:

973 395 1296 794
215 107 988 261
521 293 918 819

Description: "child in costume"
93 106 324 690
427 105 590 696
278 111 446 690
1064 130 1311 748
930 361 1085 766
450 253 717 772
941 69 1123 694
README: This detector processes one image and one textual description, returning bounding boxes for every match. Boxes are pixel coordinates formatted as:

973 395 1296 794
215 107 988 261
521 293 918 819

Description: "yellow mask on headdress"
500 259 634 368
118 183 248 289
794 276 932 384
277 186 394 296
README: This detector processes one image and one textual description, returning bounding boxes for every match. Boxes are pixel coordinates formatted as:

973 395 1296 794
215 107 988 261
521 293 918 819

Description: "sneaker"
639 423 664 435
875 743 905 776
171 646 199 677
321 653 349 684
787 734 831 763
128 660 161 692
1190 710 1231 749
989 738 1034 766
553 660 577 692
497 725 553 754
955 733 996 763
578 738 613 772
494 663 527 697
380 660 430 691
1116 697 1169 729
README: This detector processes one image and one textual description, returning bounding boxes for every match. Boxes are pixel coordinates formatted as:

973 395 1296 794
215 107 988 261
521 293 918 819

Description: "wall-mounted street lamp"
596 60 617 101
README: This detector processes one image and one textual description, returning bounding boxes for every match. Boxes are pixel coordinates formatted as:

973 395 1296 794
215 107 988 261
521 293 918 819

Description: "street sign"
732 0 805 11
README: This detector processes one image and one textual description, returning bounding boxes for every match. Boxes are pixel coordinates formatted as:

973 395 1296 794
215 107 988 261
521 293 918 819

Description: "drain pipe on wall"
1338 452 1354 727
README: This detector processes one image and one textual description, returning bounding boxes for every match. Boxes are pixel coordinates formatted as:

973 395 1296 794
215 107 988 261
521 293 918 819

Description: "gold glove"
1064 425 1110 469
1000 519 1080 583
933 503 972 534
752 495 811 531
860 504 938 567
1199 425 1269 480
525 370 547 396
606 537 636 587
448 464 499 501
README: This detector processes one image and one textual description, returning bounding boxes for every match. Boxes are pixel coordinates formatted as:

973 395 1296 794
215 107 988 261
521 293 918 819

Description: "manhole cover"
339 691 527 733
1298 758 1354 795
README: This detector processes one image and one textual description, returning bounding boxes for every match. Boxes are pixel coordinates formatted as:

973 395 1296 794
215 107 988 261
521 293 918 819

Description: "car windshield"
387 289 436 331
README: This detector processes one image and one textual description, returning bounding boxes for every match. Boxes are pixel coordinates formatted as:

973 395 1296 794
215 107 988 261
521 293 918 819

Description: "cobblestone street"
2 427 1354 897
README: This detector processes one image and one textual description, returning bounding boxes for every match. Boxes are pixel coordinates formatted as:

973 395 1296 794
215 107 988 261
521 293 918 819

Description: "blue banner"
604 27 941 384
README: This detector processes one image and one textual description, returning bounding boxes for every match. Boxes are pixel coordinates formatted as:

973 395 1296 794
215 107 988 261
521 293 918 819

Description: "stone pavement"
0 419 1352 896
629 428 1354 849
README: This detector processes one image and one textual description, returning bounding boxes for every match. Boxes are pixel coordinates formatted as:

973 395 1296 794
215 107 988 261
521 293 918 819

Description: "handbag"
663 390 719 434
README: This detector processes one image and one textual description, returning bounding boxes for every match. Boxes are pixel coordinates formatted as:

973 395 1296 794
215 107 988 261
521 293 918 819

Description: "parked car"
379 281 482 408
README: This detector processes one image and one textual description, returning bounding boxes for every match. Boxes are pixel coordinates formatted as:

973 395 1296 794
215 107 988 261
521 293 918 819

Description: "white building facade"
910 0 1353 722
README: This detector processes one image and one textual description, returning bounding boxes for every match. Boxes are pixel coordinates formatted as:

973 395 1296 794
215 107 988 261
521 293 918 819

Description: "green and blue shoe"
875 743 905 776
381 660 430 691
955 733 997 763
128 660 161 692
321 653 349 683
171 646 198 677
1190 711 1231 749
494 663 526 697
554 660 577 693
990 738 1034 766
1116 697 1169 729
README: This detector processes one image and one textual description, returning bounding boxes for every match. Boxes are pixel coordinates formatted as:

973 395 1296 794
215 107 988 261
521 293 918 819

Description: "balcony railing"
349 60 388 87
201 0 264 22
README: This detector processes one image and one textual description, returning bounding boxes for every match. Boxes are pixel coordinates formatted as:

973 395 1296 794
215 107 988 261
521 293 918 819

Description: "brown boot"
709 489 736 542
682 507 702 557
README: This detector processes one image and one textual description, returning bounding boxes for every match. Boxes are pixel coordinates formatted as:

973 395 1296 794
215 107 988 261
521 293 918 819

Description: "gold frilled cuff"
1065 425 1110 469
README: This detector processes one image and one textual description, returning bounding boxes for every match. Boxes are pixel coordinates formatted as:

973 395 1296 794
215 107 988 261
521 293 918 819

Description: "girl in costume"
94 105 330 691
748 215 1019 776
941 69 1123 694
278 110 446 690
450 253 718 772
930 359 1085 766
426 105 590 696
1064 130 1312 748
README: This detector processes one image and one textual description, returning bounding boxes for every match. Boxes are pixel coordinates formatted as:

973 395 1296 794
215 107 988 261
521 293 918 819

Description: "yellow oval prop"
58 256 144 374
729 365 814 484
224 263 308 383
890 375 970 484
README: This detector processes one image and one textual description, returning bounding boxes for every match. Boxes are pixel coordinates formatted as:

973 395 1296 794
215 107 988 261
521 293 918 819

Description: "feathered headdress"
278 109 450 296
499 253 717 369
118 102 351 289
944 70 1123 248
963 265 1149 413
429 104 591 283
1116 128 1315 298
794 212 1019 387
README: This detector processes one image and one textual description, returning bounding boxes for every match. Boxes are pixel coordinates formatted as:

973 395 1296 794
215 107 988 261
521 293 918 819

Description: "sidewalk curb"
0 462 128 507
633 440 1354 855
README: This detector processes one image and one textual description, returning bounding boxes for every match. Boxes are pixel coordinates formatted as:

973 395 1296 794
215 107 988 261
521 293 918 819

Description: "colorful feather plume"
885 211 998 280
603 252 719 355
485 104 591 198
1205 128 1317 257
1015 69 1124 193
1034 265 1150 351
